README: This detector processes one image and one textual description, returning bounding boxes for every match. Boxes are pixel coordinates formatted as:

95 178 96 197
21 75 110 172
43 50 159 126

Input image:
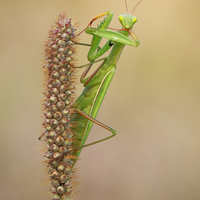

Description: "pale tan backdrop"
0 0 200 199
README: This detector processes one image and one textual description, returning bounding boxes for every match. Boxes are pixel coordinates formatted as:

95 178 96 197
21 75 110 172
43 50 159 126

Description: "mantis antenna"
124 0 128 13
131 0 143 14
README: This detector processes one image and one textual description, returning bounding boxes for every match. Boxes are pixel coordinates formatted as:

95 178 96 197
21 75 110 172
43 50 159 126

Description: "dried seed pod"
41 13 78 200
64 166 72 175
48 131 58 139
55 125 65 134
53 194 61 200
50 170 60 179
57 164 65 172
59 146 68 154
57 186 65 195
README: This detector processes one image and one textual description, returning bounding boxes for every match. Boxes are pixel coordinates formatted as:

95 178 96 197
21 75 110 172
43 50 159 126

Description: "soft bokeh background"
0 0 199 199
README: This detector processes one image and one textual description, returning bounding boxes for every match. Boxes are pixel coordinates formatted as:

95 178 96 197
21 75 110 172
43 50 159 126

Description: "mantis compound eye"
132 16 137 24
119 15 124 23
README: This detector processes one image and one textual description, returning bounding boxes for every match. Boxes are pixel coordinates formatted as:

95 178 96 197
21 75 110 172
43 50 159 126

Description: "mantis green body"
72 10 140 160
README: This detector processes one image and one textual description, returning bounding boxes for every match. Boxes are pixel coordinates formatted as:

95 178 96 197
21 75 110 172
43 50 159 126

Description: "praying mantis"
72 1 142 161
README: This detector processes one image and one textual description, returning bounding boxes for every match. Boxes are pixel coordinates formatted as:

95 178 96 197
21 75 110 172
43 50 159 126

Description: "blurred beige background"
0 0 200 199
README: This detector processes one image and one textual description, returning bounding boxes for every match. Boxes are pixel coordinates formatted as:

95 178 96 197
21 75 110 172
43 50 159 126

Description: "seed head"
41 13 78 200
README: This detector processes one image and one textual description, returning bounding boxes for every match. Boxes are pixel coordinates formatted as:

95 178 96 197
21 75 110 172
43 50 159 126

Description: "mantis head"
118 14 137 30
119 0 143 30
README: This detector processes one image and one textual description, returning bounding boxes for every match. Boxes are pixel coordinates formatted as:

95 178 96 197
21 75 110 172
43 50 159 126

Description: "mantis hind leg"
71 109 116 152
48 108 116 164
